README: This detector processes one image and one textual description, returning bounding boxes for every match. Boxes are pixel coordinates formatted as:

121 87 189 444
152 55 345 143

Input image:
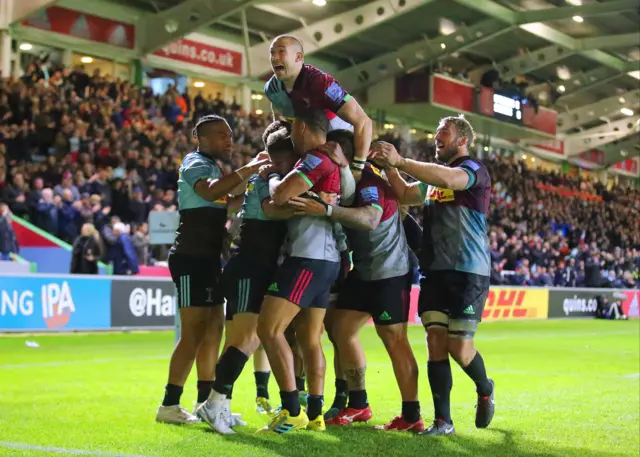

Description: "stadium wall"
10 216 112 275
0 274 637 332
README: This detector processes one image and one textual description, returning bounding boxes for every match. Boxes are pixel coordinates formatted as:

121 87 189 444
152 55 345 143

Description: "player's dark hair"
296 109 329 135
327 129 354 162
262 120 291 147
192 114 227 138
266 128 294 156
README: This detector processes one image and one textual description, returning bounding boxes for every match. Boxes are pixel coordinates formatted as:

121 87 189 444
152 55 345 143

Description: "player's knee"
257 320 279 344
447 336 475 366
376 325 409 351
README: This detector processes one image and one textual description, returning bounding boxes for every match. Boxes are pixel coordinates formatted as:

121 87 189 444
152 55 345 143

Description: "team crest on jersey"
302 154 322 171
360 186 379 203
426 186 455 203
247 182 255 193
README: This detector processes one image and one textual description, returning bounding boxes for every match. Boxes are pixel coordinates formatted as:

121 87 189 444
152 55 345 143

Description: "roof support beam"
577 33 640 51
452 0 631 72
557 89 640 132
497 44 572 81
336 19 511 92
248 0 431 77
515 0 640 24
563 115 640 156
139 0 259 55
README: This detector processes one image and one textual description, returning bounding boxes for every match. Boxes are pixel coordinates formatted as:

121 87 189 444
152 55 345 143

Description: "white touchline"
0 442 157 457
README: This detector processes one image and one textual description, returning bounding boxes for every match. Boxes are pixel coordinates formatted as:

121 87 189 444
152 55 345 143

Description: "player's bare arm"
194 156 270 203
261 199 295 219
371 142 469 191
384 167 424 206
336 97 372 164
268 170 311 206
288 196 382 231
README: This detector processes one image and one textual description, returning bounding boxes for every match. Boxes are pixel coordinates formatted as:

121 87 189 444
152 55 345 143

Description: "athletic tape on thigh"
421 311 449 328
448 319 478 338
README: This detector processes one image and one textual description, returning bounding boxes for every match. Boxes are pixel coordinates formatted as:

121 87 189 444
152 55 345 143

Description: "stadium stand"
0 63 638 286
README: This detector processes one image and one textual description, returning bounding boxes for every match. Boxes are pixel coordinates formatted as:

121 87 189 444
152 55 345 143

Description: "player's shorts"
418 270 490 337
168 252 224 308
328 252 351 307
222 256 274 320
336 272 412 325
266 257 340 309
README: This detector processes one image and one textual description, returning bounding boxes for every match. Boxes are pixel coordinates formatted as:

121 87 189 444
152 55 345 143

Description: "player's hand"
318 141 349 168
369 141 402 168
288 196 328 217
259 164 276 180
247 156 271 174
255 151 270 162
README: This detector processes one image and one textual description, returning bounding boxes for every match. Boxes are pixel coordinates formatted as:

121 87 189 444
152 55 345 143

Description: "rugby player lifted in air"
370 114 495 436
257 109 343 433
196 122 298 434
264 33 365 414
290 131 423 432
156 115 269 425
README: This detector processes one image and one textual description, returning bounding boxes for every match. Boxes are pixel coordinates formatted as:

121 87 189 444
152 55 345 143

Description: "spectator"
108 222 139 275
0 203 18 260
70 222 102 274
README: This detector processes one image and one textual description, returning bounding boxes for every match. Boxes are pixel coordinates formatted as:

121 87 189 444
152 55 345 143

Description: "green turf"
0 320 638 457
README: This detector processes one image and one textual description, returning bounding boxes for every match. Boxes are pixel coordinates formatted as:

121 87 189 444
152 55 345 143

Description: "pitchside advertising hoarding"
0 275 111 331
548 289 639 319
0 275 637 332
110 278 175 327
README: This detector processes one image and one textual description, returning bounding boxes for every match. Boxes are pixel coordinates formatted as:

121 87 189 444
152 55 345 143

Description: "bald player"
265 35 372 178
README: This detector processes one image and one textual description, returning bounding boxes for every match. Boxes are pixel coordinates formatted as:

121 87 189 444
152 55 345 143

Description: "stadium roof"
13 0 640 163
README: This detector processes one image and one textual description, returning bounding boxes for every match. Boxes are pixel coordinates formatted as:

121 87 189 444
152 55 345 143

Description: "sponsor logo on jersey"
302 154 323 171
360 186 379 203
426 186 455 203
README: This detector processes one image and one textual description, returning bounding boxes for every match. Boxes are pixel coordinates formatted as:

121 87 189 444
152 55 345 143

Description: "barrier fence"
0 274 638 332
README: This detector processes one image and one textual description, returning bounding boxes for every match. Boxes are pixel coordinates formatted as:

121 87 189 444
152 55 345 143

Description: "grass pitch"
0 320 638 457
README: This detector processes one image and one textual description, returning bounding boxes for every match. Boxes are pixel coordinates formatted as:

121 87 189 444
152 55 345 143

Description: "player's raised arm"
384 166 425 206
193 154 269 203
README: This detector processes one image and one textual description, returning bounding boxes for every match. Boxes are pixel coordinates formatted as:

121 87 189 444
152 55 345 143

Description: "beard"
435 144 458 164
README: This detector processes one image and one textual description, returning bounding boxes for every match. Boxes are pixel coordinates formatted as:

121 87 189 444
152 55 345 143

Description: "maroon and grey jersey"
344 164 409 281
285 149 341 262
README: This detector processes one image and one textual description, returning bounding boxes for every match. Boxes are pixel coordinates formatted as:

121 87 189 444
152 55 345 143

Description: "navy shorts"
266 257 340 309
168 253 224 308
336 272 412 325
222 256 275 320
419 270 490 322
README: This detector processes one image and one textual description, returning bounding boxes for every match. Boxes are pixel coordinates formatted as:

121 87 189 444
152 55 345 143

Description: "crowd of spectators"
0 61 638 287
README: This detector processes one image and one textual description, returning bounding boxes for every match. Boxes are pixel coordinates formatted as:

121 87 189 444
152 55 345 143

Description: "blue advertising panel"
0 275 111 331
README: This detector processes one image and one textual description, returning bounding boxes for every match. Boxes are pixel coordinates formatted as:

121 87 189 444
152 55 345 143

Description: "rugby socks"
295 376 306 392
331 379 348 410
347 390 368 410
162 384 183 407
255 371 271 399
212 346 249 397
402 401 421 423
280 390 301 416
427 360 453 423
462 352 493 397
306 395 324 421
196 381 214 404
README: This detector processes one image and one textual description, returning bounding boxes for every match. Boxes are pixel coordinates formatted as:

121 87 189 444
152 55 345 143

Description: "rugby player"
289 131 423 432
265 35 372 176
370 114 495 435
156 115 268 425
197 122 298 434
256 109 342 433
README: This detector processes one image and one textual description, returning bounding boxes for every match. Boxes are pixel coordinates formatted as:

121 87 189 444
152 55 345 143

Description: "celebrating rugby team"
155 34 495 437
